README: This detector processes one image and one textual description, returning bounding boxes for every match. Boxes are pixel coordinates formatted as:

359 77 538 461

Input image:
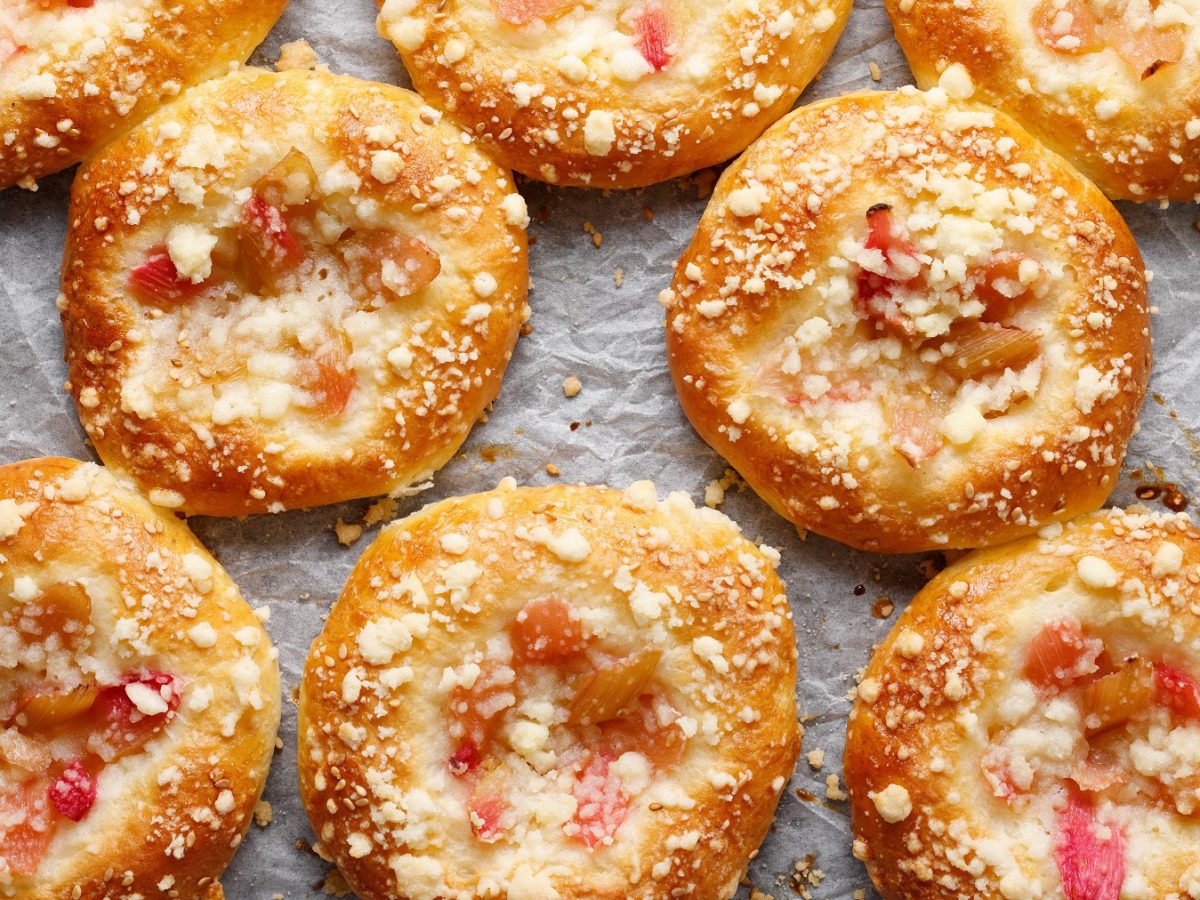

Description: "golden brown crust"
60 68 530 517
298 479 800 900
0 0 287 190
0 457 281 898
664 88 1151 554
884 0 1200 201
378 0 852 188
844 507 1200 899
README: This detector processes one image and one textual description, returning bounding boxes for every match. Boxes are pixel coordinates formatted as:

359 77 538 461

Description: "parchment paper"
1 0 1198 896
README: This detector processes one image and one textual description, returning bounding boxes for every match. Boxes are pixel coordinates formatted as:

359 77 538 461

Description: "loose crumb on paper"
583 221 602 248
363 497 398 527
276 39 319 72
806 749 825 771
563 375 582 398
546 463 561 477
321 868 353 896
869 60 882 81
254 800 273 827
705 467 744 508
390 480 434 499
825 773 847 801
334 518 363 547
792 854 827 899
682 168 717 199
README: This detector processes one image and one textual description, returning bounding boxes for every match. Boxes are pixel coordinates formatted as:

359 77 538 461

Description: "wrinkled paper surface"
1 0 1198 896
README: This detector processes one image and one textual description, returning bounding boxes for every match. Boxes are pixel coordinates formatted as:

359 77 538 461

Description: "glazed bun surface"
299 480 800 900
665 87 1150 554
61 68 530 517
884 0 1200 201
377 0 852 188
0 457 281 899
0 0 287 190
845 506 1200 899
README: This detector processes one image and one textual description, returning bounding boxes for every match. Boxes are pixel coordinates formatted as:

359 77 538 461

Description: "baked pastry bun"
845 506 1200 899
61 67 530 517
376 0 852 188
883 0 1200 201
0 0 287 191
298 479 799 900
663 87 1151 554
0 457 281 898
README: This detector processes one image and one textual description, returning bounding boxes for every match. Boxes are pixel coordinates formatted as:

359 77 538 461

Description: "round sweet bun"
844 506 1200 899
0 457 281 898
376 0 853 188
663 87 1151 554
883 0 1200 202
298 479 800 900
0 0 288 191
61 67 531 517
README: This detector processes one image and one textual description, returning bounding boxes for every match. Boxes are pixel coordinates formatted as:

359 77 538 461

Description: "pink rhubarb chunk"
635 2 673 71
570 752 629 849
1056 790 1125 900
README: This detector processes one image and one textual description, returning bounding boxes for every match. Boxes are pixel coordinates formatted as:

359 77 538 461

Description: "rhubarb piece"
981 748 1017 801
976 252 1039 322
299 334 355 417
569 649 662 726
25 581 92 640
570 752 629 849
448 661 515 758
252 148 317 210
511 597 587 664
634 1 673 71
0 29 24 66
47 760 96 822
90 671 181 752
41 582 91 622
1102 18 1184 78
493 0 575 26
864 204 918 261
0 729 51 772
468 767 513 842
1032 0 1183 77
128 250 205 310
1080 658 1153 735
886 400 944 467
239 195 304 291
1033 0 1104 55
19 681 98 731
1072 743 1126 793
469 795 512 843
937 320 1041 381
1056 789 1125 900
1154 663 1200 721
750 338 870 408
340 230 441 301
598 695 687 769
1024 617 1102 690
0 779 54 876
856 204 923 337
